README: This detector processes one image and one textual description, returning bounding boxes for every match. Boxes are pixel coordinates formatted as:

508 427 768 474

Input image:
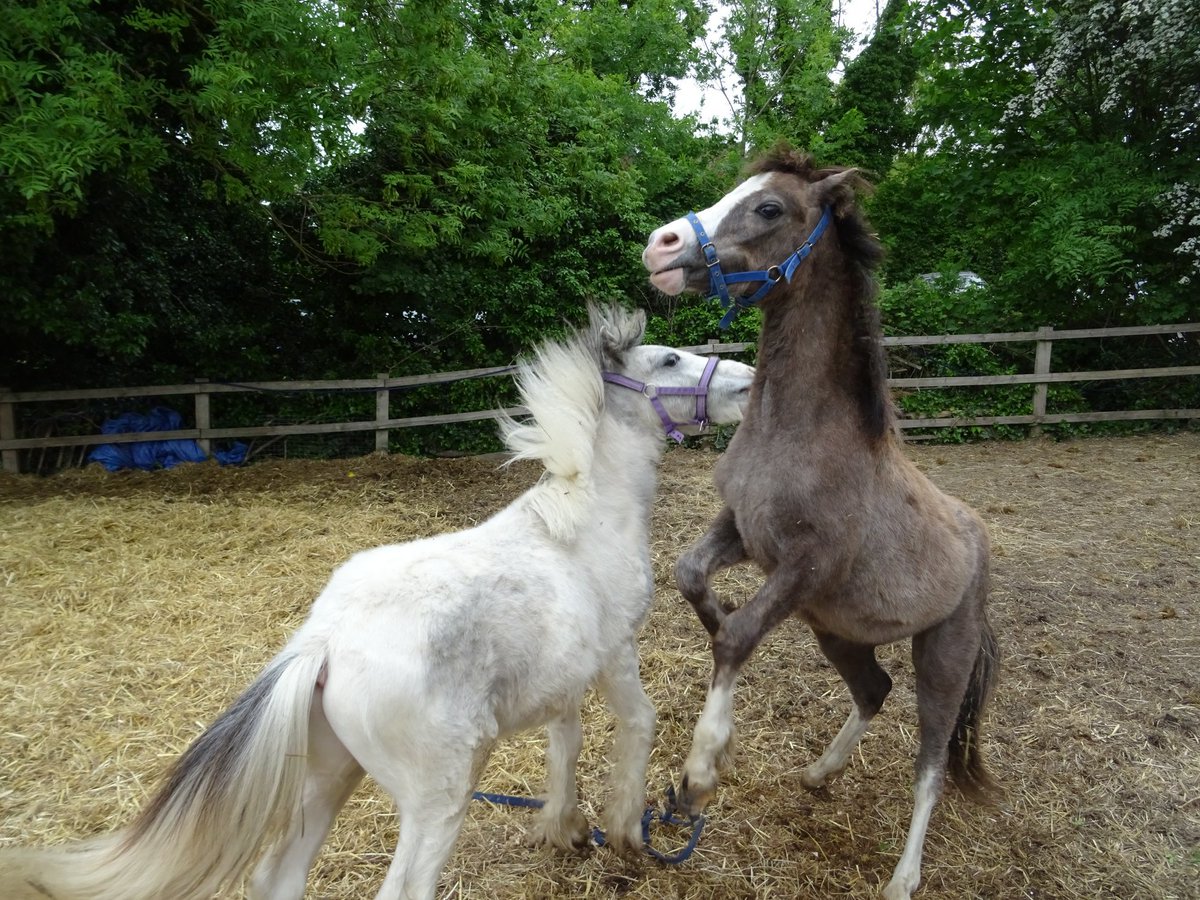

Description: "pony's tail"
947 617 1000 801
0 648 327 900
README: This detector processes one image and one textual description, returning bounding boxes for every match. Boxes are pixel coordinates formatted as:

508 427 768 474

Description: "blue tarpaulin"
88 407 247 471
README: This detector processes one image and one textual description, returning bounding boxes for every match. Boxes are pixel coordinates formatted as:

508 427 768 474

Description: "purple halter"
602 355 720 443
686 205 833 330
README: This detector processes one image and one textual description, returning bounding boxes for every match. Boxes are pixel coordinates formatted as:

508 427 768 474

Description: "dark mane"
748 145 893 443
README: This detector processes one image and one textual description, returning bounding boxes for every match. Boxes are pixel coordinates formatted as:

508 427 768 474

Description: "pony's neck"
523 412 663 546
590 415 664 525
754 245 891 442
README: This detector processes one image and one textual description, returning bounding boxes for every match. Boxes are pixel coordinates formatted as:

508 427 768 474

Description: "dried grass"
1 435 1198 899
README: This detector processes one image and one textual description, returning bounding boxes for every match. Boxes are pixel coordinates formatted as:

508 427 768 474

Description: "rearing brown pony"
643 148 999 900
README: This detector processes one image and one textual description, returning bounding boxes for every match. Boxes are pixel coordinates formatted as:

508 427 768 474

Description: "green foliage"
694 0 850 152
870 0 1200 345
0 0 352 220
0 0 360 389
546 0 707 95
878 276 1085 441
0 0 723 410
281 0 728 419
4 0 1195 454
877 273 993 337
817 0 918 177
645 301 761 356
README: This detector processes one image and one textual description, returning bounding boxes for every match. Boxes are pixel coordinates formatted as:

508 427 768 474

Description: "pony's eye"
663 353 680 368
757 202 783 220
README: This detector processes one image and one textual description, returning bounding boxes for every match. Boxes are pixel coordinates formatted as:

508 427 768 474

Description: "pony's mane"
497 305 644 541
748 145 894 443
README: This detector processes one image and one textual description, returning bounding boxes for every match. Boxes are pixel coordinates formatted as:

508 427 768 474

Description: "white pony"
0 305 754 900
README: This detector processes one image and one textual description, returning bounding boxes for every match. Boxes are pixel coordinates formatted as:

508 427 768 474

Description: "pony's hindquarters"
0 649 327 900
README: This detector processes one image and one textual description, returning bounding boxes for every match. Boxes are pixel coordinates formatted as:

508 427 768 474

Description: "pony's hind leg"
525 706 590 852
596 643 656 852
800 631 892 790
675 505 747 637
369 744 489 900
884 603 995 900
248 690 364 900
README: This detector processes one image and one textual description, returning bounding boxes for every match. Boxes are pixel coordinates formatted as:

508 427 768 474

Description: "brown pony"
642 148 999 900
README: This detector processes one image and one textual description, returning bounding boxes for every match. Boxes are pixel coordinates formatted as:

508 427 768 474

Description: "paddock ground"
1 433 1197 899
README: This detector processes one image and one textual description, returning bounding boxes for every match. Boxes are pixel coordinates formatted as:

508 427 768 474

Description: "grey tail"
947 618 1000 801
0 648 326 900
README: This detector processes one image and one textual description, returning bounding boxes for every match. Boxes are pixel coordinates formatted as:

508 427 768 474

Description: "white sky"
673 0 884 121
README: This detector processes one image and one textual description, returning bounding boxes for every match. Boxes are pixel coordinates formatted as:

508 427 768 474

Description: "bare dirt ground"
1 433 1197 899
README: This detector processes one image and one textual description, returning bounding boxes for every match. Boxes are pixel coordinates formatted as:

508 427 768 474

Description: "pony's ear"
811 167 870 217
588 303 646 366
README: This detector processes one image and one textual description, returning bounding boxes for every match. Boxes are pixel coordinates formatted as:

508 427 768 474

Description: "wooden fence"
2 322 1197 474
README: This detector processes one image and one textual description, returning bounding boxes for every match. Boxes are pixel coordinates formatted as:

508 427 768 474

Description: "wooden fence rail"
2 323 1197 474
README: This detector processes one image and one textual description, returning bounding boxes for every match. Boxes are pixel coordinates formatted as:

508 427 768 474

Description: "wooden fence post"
1 387 18 474
375 373 390 453
1031 326 1054 437
194 379 211 457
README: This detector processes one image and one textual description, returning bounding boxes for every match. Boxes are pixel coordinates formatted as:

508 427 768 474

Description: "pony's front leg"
526 707 590 852
596 643 656 852
675 505 748 637
673 570 805 817
673 666 738 818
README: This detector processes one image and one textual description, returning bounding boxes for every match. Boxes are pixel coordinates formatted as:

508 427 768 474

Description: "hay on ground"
1 434 1197 898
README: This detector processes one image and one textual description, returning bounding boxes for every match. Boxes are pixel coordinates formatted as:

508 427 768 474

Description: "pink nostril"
644 224 692 274
648 228 682 253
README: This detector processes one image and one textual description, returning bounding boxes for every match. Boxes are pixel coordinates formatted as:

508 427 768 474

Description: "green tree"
548 0 707 97
871 0 1199 328
862 0 1199 427
1018 0 1200 319
818 0 918 178
694 0 850 154
0 0 359 387
296 0 722 380
1 0 720 396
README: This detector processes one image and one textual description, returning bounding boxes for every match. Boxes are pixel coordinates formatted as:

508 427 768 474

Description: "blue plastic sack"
88 406 246 471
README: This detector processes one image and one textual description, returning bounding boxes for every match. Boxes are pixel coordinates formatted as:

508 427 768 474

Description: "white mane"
497 326 604 542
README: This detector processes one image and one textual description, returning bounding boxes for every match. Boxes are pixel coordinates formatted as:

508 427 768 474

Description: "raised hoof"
667 774 714 819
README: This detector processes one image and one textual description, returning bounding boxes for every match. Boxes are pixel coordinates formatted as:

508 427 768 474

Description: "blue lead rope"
471 790 705 865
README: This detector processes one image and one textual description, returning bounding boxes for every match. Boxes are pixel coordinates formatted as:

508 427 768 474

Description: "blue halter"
686 206 833 329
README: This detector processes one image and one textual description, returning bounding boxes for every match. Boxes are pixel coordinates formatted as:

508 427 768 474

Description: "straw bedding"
1 434 1197 899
